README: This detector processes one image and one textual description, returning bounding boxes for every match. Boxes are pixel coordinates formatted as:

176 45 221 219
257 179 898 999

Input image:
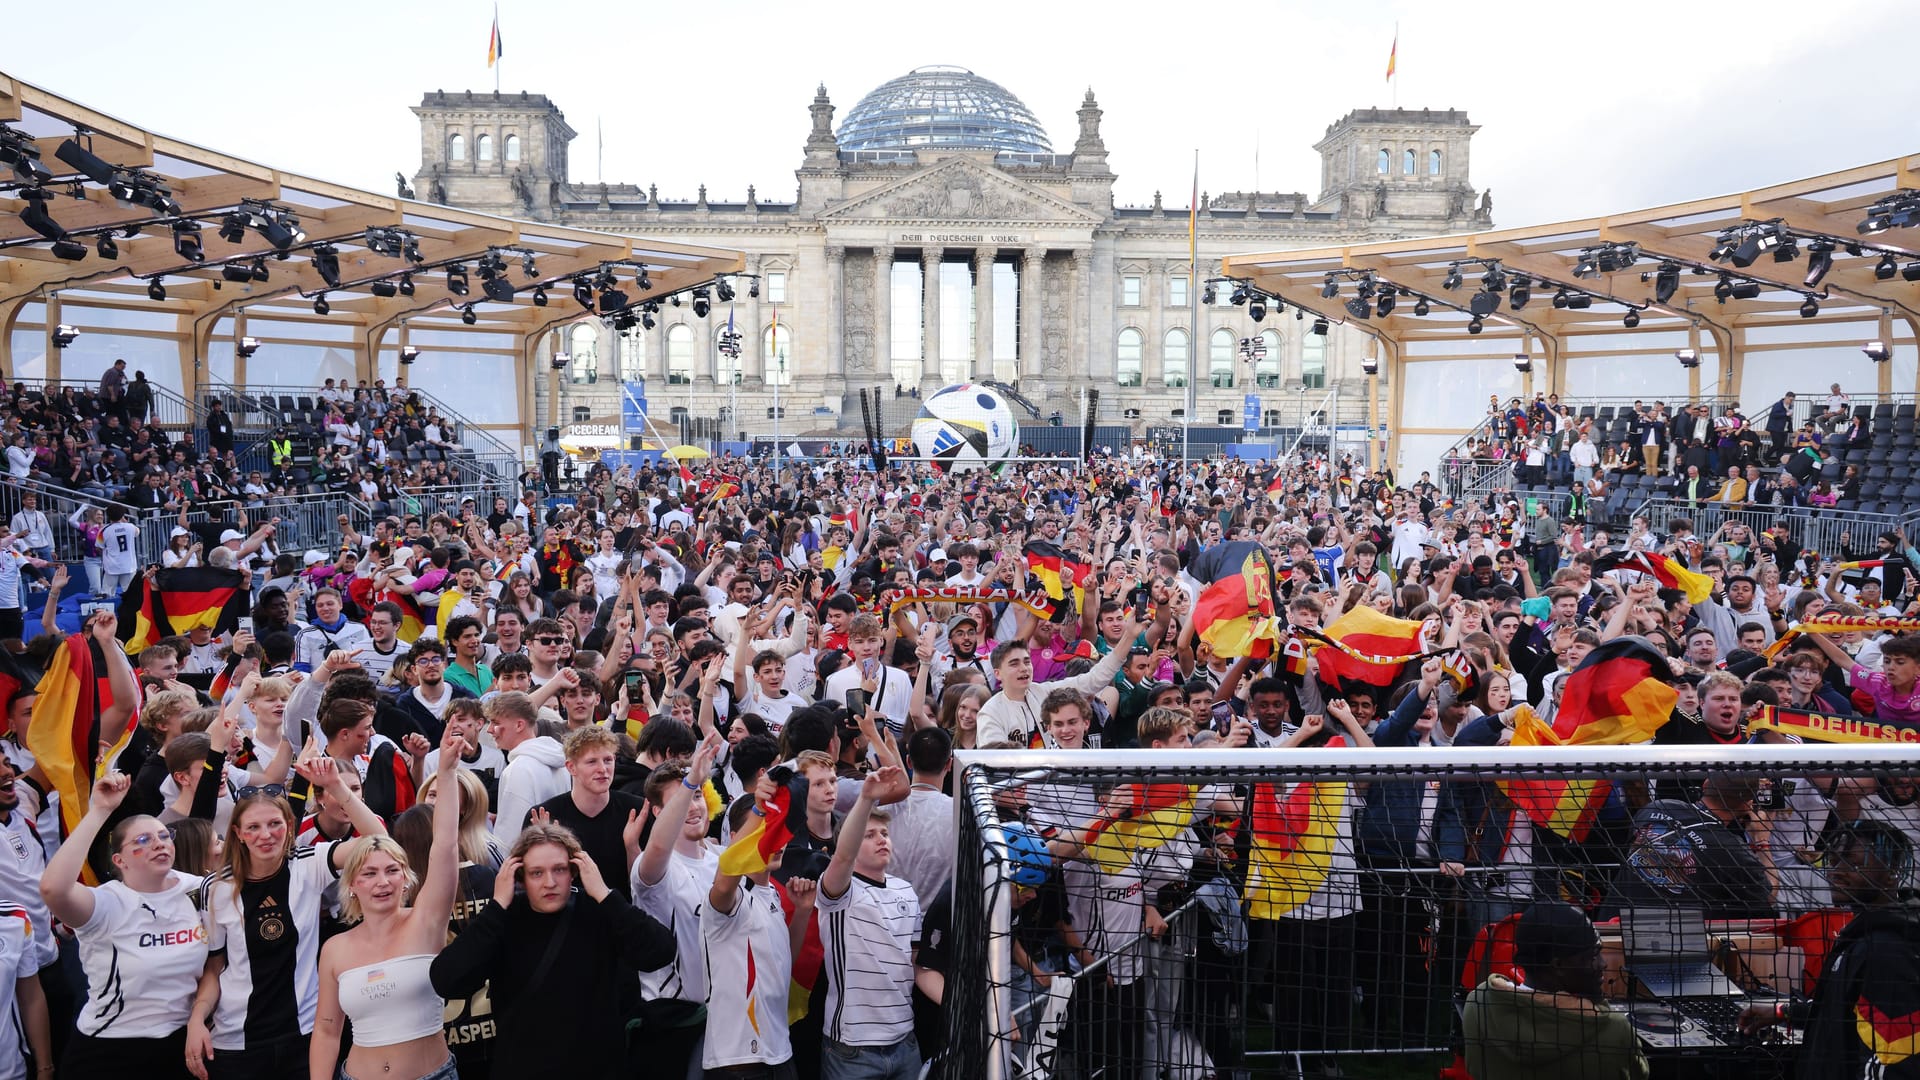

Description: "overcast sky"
9 0 1918 230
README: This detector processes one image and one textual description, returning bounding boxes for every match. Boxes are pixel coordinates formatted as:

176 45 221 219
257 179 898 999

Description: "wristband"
681 777 701 792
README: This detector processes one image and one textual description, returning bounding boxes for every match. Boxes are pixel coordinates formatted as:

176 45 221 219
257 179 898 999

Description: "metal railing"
1442 458 1515 503
1630 496 1915 559
8 376 205 434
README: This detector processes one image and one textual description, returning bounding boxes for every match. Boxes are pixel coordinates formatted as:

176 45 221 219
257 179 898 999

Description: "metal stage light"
312 245 341 287
49 238 86 261
148 278 166 301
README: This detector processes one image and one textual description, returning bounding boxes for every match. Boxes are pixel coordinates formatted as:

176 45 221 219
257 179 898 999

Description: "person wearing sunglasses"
40 771 204 1076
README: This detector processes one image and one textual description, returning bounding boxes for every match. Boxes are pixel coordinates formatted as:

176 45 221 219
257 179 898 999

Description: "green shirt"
445 659 493 697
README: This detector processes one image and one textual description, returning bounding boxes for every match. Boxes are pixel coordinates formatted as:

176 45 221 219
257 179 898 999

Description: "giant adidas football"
910 383 1019 470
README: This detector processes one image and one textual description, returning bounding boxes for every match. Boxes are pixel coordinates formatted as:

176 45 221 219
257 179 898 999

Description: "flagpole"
1185 149 1198 468
493 4 501 94
1392 22 1399 108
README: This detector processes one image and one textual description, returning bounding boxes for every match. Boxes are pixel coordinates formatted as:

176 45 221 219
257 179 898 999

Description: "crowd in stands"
1449 385 1895 516
1 426 1919 1080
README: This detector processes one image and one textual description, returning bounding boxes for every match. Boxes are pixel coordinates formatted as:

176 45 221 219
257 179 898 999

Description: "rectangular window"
1122 275 1142 307
1168 276 1188 308
1302 338 1327 390
766 272 787 305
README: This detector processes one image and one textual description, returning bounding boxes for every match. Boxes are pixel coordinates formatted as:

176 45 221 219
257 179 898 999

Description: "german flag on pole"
719 785 794 877
1023 540 1067 601
1500 636 1677 841
1247 738 1349 919
1265 470 1286 504
1189 540 1279 658
1313 605 1426 693
1591 551 1713 605
116 567 250 656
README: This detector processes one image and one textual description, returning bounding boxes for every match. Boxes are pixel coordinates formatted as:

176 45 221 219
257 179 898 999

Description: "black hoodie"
1789 901 1920 1080
430 890 675 1080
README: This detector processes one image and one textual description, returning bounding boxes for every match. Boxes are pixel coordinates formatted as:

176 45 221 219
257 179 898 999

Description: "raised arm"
636 732 720 890
90 612 138 748
39 773 132 927
410 727 466 927
821 766 902 900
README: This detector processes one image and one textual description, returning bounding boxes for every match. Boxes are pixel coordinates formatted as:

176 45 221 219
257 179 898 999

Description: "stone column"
872 245 893 382
1072 248 1095 383
972 247 997 382
1021 247 1046 382
825 245 846 386
921 248 942 387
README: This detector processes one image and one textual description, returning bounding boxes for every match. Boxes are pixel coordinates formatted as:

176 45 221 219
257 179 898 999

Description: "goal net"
942 743 1920 1080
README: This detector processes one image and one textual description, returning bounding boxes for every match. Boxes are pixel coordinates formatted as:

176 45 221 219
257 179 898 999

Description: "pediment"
821 159 1103 226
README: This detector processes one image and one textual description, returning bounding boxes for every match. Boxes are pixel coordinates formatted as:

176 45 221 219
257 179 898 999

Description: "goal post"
946 743 1920 1080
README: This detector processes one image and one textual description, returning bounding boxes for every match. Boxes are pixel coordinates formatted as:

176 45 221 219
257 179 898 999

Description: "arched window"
667 325 693 384
764 324 793 386
1302 334 1327 389
1162 329 1188 388
1210 328 1236 388
1429 149 1443 176
505 135 521 163
1403 150 1416 175
476 134 494 162
449 134 465 162
618 329 645 382
1116 328 1143 387
1256 329 1282 388
568 323 598 384
1377 149 1390 174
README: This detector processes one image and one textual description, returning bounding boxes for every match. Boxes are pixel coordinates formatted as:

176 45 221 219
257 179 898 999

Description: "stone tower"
1310 108 1488 230
412 90 576 219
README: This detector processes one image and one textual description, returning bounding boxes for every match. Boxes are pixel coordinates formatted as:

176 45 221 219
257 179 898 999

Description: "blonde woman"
309 728 464 1080
418 767 504 870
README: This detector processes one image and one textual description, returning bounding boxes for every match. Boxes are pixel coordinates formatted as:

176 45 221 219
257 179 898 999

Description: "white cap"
302 550 328 567
169 526 191 539
219 529 245 543
928 548 948 561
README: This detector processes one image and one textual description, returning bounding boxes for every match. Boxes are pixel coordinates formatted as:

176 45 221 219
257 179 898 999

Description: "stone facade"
411 75 1492 438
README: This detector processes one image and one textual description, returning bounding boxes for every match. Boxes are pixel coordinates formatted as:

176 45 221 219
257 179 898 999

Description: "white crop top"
336 953 445 1047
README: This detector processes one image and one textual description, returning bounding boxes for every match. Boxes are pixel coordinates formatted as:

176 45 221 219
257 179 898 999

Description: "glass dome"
837 65 1054 156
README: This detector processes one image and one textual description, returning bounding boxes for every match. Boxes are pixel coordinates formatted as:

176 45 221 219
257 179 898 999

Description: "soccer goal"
946 742 1920 1080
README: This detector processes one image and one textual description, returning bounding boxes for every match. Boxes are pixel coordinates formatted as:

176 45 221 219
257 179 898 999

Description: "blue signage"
1242 393 1261 432
621 380 649 432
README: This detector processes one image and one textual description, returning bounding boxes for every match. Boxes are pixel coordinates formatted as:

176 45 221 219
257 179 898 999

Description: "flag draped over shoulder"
1247 737 1348 919
1084 784 1196 874
720 786 794 877
1500 636 1677 841
1591 551 1713 605
347 579 428 643
1023 540 1066 601
116 567 250 655
23 635 126 838
1188 540 1279 659
1312 606 1426 693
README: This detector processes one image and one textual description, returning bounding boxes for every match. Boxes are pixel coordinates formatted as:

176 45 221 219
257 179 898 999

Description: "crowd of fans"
1451 385 1872 513
0 425 1917 1080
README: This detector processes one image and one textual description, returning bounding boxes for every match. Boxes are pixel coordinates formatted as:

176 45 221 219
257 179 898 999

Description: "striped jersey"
817 873 920 1047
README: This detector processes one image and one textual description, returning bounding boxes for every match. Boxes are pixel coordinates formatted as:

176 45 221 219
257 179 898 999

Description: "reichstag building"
409 65 1494 437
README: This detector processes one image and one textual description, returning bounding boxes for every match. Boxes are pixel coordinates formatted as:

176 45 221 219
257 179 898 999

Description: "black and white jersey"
817 873 920 1048
75 871 208 1037
1063 855 1148 986
198 842 339 1050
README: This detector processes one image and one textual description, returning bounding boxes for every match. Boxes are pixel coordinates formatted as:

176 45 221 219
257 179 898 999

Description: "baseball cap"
928 548 948 562
302 550 327 567
945 613 979 635
449 560 477 574
1513 901 1599 970
219 529 245 543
